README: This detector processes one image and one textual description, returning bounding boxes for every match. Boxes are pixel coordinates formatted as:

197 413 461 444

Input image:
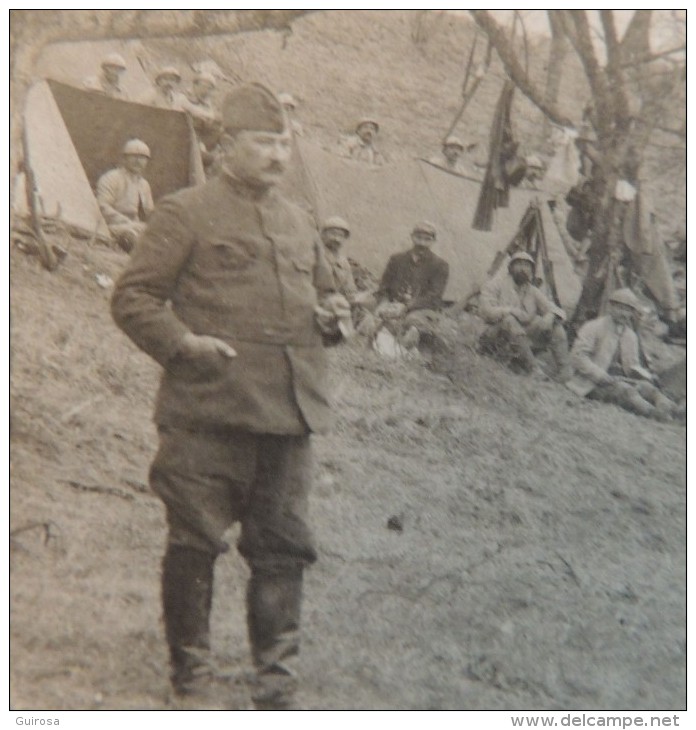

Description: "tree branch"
566 10 612 132
599 10 630 124
469 10 572 127
10 9 313 48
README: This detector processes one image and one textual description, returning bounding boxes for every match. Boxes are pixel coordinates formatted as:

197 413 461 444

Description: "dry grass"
10 238 685 710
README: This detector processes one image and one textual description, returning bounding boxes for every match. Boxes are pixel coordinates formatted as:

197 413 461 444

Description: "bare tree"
470 9 685 328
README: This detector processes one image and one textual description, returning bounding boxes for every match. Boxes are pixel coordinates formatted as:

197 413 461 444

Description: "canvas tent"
15 79 204 241
293 140 581 312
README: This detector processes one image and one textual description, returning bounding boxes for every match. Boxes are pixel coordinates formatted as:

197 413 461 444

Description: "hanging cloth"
473 80 523 231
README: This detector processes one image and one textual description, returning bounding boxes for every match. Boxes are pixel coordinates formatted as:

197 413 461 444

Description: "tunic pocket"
202 237 258 272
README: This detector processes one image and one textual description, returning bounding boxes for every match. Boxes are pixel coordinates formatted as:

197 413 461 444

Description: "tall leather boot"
246 566 304 710
161 544 216 696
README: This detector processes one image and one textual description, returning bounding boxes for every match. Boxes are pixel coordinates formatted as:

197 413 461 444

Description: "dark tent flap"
48 79 201 202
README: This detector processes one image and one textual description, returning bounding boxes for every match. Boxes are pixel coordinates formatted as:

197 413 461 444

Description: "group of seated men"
321 216 682 423
87 67 679 424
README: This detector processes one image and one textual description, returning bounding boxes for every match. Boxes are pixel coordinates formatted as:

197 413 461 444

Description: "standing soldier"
144 66 187 110
180 72 222 171
111 83 348 710
428 136 477 177
83 53 129 99
345 118 385 165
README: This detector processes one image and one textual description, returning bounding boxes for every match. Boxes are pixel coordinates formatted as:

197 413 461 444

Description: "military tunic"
112 173 335 436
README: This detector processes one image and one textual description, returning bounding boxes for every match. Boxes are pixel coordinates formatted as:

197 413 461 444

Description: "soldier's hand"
177 333 237 360
510 307 531 324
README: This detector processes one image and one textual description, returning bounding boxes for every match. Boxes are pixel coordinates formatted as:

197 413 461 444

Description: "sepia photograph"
9 8 686 716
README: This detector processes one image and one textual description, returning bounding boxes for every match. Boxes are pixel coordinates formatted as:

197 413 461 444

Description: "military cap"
412 221 437 238
444 135 465 149
122 139 151 158
608 288 643 311
155 66 181 81
508 251 535 267
356 117 379 133
101 53 127 70
221 83 286 133
321 216 350 235
278 92 297 109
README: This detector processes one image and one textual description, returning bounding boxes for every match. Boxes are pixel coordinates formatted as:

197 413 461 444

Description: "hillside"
11 10 686 712
10 237 685 710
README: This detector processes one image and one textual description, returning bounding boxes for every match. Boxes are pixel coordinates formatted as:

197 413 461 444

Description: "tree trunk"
540 11 569 147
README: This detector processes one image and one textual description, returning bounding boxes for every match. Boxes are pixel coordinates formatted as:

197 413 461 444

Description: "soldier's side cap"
608 288 643 311
444 135 465 149
278 92 297 108
356 117 379 132
102 53 127 69
222 83 287 133
412 221 437 237
508 251 535 266
156 66 181 81
321 216 350 234
122 139 151 158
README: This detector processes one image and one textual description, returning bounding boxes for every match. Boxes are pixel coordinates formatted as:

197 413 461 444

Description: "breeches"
150 426 317 570
589 380 674 417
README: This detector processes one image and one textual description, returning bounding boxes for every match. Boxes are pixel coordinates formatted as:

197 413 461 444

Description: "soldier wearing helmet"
180 72 223 169
344 117 385 165
83 52 129 99
566 288 682 422
320 216 358 304
429 135 478 177
479 250 570 379
95 138 154 253
144 66 187 110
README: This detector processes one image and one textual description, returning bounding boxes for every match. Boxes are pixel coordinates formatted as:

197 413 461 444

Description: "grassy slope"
11 10 685 710
10 239 685 710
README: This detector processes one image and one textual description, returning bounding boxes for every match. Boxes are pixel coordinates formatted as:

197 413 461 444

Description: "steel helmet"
101 53 127 70
508 251 535 267
278 92 297 109
321 216 350 235
156 66 181 81
608 288 643 311
122 139 151 158
444 135 465 149
356 117 379 133
194 71 217 88
412 221 437 238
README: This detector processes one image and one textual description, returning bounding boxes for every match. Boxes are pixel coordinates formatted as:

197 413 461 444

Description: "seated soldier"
344 118 386 166
96 139 154 253
478 250 570 379
320 216 358 304
375 221 449 348
566 288 682 422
